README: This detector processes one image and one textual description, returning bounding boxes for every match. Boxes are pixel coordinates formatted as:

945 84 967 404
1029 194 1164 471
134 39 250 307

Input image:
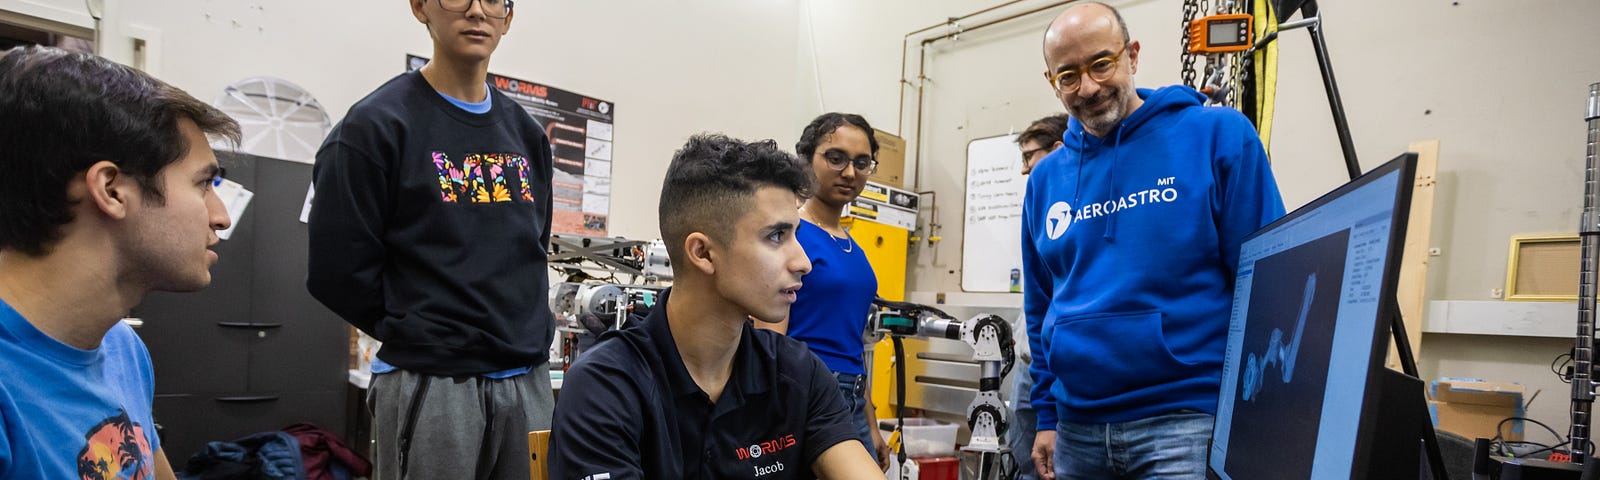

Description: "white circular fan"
212 77 331 163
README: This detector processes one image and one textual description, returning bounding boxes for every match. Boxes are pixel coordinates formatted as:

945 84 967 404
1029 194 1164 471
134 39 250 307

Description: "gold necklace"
801 207 853 253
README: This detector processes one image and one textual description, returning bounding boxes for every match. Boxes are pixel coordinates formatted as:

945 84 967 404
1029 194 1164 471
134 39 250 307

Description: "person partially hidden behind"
0 45 240 479
1016 113 1070 175
549 134 881 479
1009 111 1071 480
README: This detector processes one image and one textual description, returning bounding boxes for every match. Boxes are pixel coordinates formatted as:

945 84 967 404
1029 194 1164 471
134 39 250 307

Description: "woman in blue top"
761 112 889 470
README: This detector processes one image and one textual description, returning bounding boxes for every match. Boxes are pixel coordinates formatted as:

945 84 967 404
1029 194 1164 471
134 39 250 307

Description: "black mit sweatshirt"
307 70 555 376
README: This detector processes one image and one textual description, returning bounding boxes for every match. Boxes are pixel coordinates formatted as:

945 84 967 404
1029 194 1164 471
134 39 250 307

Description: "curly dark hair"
0 45 240 255
658 134 815 268
1015 113 1071 149
795 112 878 161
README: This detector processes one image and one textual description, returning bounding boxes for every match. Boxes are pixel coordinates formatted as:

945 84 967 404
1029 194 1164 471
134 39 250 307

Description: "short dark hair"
795 112 879 161
658 134 814 269
0 46 240 256
1015 113 1071 149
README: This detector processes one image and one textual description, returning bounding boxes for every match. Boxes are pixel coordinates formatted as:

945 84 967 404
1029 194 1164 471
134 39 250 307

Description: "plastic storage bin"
899 418 958 457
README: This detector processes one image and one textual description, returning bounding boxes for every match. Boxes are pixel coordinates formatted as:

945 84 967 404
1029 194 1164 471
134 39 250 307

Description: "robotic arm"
873 298 1017 479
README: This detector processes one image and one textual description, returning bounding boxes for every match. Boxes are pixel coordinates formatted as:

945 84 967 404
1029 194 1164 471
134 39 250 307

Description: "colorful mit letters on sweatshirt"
307 70 556 377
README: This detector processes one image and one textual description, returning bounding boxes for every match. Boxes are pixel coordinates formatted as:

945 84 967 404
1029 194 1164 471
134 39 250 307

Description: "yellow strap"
1252 0 1280 154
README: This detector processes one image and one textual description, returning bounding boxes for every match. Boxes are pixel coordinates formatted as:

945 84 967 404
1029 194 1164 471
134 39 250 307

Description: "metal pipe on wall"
895 0 1078 191
896 0 1033 134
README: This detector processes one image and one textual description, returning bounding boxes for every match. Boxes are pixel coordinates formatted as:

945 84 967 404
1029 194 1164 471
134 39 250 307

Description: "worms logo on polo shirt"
735 433 796 460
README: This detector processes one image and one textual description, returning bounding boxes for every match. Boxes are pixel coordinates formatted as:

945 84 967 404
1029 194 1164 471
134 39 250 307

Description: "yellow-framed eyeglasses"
1048 44 1128 93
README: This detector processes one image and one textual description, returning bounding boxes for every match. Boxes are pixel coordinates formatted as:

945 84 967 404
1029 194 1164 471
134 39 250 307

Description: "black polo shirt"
549 289 860 479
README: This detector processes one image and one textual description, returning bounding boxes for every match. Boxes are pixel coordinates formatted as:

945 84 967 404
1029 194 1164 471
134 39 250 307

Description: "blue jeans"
1053 411 1213 480
1010 366 1040 480
834 372 877 462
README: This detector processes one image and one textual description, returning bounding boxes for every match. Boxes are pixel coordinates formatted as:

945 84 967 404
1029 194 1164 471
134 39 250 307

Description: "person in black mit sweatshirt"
305 0 554 478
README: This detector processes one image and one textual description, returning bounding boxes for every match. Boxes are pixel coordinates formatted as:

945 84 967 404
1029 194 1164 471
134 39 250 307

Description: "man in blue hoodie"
1021 3 1286 479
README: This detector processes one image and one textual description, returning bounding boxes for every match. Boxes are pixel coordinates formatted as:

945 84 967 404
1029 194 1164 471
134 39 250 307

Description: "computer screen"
1208 154 1416 480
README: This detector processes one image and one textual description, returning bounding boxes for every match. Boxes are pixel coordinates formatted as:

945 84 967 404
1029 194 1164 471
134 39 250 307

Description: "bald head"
1043 2 1130 61
1039 1 1143 138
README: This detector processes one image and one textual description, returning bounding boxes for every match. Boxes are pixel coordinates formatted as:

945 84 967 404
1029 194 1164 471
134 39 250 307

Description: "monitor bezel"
1208 152 1417 480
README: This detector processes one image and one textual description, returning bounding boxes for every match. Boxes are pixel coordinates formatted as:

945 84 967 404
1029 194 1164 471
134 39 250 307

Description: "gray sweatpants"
368 363 555 480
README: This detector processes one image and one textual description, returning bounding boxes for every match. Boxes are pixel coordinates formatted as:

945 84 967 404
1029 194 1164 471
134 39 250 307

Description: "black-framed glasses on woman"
821 150 878 174
436 0 513 19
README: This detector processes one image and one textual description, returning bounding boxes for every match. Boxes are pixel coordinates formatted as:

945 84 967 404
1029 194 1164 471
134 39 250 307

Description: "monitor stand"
1389 310 1452 479
1367 367 1427 478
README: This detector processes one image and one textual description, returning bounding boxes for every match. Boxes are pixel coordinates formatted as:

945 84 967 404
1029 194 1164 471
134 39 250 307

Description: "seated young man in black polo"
549 134 880 479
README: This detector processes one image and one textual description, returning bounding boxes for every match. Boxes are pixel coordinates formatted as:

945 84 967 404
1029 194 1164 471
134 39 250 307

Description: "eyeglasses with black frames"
436 0 513 19
821 150 878 175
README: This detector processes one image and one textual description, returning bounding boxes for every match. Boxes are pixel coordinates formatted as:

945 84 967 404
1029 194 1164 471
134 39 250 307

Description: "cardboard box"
1429 377 1525 441
872 129 907 189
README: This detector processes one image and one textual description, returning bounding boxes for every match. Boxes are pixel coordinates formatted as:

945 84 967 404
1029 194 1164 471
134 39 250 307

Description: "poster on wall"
408 55 614 236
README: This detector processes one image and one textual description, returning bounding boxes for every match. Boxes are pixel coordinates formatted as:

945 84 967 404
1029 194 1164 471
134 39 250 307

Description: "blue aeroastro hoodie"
1021 85 1285 427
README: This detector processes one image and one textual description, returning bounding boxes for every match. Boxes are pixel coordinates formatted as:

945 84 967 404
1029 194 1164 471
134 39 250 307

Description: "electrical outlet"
1491 288 1504 299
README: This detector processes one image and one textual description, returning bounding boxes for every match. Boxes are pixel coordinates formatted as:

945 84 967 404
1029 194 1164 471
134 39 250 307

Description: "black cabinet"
133 152 348 462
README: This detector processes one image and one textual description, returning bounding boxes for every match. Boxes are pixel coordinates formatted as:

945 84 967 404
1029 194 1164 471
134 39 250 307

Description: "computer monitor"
1208 153 1418 480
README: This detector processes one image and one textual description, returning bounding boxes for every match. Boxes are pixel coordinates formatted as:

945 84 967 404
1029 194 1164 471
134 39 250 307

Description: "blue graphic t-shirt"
0 297 161 479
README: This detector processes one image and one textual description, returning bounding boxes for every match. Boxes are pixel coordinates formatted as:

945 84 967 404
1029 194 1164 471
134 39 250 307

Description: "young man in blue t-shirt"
0 46 241 480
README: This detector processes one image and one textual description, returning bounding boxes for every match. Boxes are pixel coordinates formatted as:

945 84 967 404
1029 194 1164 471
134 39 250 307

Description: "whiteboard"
962 134 1027 293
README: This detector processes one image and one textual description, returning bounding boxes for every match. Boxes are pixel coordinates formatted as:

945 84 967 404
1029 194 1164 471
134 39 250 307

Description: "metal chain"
1203 53 1220 101
1229 47 1245 107
1179 0 1201 88
1227 0 1247 108
1197 0 1217 89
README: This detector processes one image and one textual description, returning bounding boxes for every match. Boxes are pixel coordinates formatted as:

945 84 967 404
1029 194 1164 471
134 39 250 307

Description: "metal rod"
924 1 1080 45
909 0 1077 190
1278 16 1318 31
897 0 1046 135
898 34 910 134
906 0 1032 39
1572 82 1600 464
914 42 929 190
1305 20 1361 179
1391 310 1451 479
902 0 1075 191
